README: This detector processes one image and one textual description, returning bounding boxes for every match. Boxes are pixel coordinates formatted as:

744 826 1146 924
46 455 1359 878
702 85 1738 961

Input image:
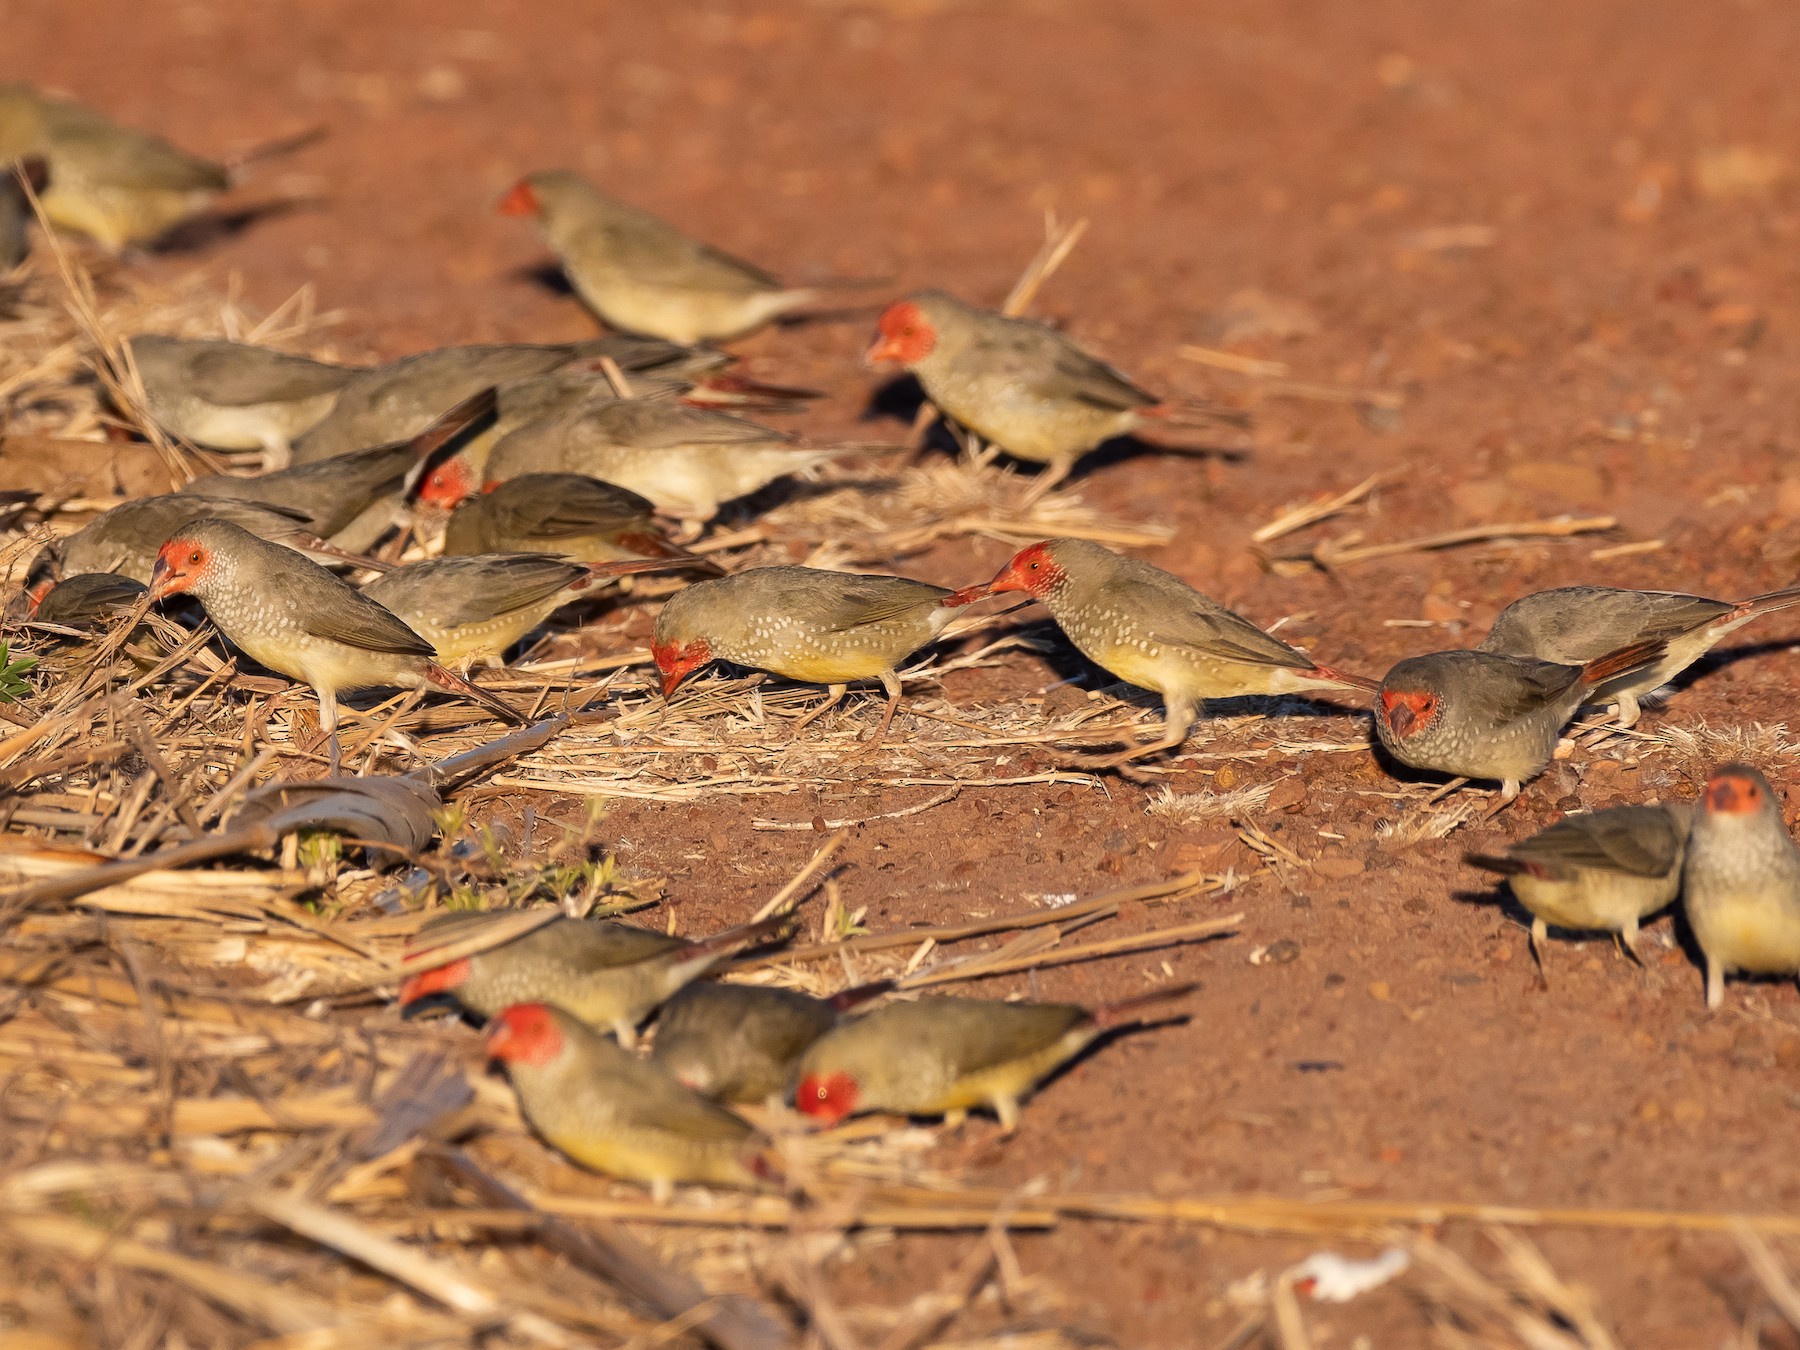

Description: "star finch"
1374 641 1665 800
487 1002 769 1201
37 492 360 592
146 518 520 771
1479 583 1800 727
182 389 496 549
652 566 959 741
128 334 359 462
290 336 708 464
1682 763 1800 1010
398 911 794 1048
1466 802 1690 967
948 538 1374 762
795 985 1193 1133
865 290 1246 490
0 83 227 250
498 170 822 343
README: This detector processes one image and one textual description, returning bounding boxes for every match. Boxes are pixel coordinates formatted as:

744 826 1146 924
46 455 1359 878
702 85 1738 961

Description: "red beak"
497 180 539 218
941 583 993 608
863 335 900 367
1382 696 1416 738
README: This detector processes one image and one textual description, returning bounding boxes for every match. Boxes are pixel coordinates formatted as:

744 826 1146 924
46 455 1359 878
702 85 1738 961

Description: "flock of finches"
7 81 1800 1199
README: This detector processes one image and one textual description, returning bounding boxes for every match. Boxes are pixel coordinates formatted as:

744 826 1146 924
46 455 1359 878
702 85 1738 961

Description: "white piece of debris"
1290 1247 1410 1302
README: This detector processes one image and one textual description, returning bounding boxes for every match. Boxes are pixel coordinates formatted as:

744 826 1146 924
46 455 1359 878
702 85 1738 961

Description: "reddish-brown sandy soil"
13 0 1800 1343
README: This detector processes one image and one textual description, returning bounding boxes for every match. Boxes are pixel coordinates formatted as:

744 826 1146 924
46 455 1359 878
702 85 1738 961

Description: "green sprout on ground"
0 644 36 702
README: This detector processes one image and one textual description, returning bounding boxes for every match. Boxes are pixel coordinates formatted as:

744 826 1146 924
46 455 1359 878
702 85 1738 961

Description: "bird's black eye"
1028 561 1039 570
188 549 202 565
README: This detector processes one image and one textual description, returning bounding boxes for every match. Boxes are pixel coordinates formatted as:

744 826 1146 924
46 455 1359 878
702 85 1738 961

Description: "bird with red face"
1374 641 1664 800
865 290 1245 491
795 986 1192 1133
1682 763 1800 1009
486 1003 769 1201
146 518 520 772
498 170 821 344
651 565 958 742
398 911 793 1047
946 538 1374 763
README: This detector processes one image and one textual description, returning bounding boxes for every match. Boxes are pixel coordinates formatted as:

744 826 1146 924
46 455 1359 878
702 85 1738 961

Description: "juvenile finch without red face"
866 290 1246 491
1374 641 1664 800
795 986 1192 1133
398 911 793 1047
949 538 1373 762
652 565 959 741
0 83 228 250
1682 763 1800 1009
487 1003 768 1201
1479 584 1800 727
1466 802 1691 966
146 518 520 771
499 170 822 343
128 334 360 462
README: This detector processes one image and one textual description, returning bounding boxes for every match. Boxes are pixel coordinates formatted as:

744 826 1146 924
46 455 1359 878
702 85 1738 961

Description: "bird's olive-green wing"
591 399 793 449
374 556 587 628
1140 583 1316 671
811 574 954 632
1509 805 1684 877
186 347 354 407
591 201 785 295
488 475 658 538
274 573 437 657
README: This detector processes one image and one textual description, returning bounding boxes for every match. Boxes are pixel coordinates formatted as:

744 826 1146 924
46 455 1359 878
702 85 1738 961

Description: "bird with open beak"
651 565 960 743
865 290 1246 493
946 538 1374 764
1682 763 1800 1010
147 518 520 772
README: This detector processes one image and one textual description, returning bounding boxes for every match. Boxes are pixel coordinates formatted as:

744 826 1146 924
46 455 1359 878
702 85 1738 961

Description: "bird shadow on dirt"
148 197 319 254
511 261 576 297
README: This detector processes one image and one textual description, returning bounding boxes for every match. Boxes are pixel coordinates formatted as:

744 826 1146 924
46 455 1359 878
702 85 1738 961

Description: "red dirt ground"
13 0 1800 1343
